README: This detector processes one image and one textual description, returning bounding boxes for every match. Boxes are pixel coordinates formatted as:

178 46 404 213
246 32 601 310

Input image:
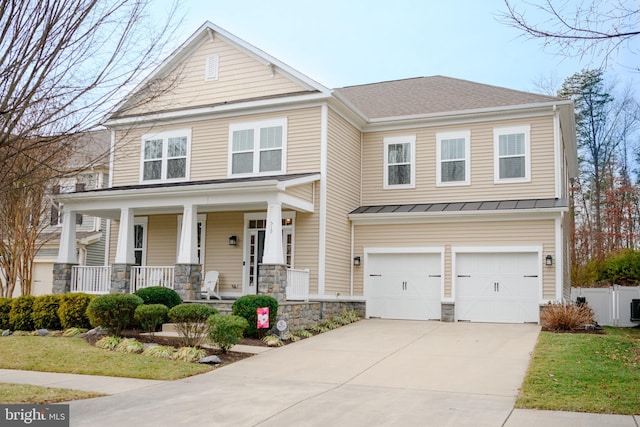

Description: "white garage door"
367 253 441 320
456 252 540 323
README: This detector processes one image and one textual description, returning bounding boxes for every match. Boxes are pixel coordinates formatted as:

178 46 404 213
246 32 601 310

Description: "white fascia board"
276 173 321 189
277 193 315 213
349 207 567 225
105 93 331 128
330 91 368 129
363 101 571 133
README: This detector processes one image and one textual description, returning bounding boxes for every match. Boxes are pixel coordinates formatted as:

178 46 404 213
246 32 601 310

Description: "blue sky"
154 0 637 94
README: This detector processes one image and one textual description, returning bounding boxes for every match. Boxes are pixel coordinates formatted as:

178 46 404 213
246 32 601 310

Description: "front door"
243 217 293 295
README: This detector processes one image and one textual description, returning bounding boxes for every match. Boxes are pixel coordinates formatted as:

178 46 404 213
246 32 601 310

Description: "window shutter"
205 54 219 81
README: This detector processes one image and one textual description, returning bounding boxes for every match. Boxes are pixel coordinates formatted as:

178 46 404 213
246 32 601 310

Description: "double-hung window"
384 135 416 189
229 118 287 176
141 129 191 183
494 125 530 183
437 130 470 186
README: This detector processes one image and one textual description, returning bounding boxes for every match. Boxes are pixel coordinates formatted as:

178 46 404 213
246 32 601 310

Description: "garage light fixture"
353 256 361 266
545 255 553 266
229 236 238 246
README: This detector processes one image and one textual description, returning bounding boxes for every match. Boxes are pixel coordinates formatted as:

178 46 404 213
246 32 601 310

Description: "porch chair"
201 270 221 300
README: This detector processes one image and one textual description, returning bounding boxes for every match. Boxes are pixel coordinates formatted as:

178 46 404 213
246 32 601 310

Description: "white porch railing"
132 266 174 292
71 266 111 294
286 268 310 301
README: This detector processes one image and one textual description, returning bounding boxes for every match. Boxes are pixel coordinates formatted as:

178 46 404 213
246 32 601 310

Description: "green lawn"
516 327 640 415
0 336 212 380
0 383 103 404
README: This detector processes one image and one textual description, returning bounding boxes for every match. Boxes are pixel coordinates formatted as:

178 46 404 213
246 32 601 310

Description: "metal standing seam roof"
334 76 562 119
349 198 567 215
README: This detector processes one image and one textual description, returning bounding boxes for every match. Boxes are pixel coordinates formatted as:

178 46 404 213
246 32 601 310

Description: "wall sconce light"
545 255 553 266
353 256 361 266
229 236 238 246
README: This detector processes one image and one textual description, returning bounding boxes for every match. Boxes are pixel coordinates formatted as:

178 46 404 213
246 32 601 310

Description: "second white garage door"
367 252 442 320
455 252 540 323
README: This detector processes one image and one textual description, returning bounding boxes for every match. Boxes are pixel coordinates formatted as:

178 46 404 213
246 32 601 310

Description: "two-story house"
53 22 576 323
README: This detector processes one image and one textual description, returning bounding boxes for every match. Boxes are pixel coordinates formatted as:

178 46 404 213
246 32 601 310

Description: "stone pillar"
52 263 75 294
174 263 202 300
441 302 455 322
258 264 287 303
111 263 133 294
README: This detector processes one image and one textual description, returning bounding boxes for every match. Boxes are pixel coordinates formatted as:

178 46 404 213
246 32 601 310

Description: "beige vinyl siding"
354 218 557 299
284 182 314 204
362 115 556 205
293 185 320 295
111 106 321 187
124 37 307 116
204 212 244 293
324 108 362 295
146 215 178 265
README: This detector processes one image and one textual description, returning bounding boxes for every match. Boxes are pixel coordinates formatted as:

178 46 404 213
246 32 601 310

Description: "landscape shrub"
134 286 182 309
207 314 248 353
86 294 144 336
0 298 12 329
541 302 595 331
115 338 143 354
601 249 640 286
32 295 63 330
9 295 36 331
168 303 218 347
231 295 278 338
58 293 94 329
134 304 169 334
172 347 206 362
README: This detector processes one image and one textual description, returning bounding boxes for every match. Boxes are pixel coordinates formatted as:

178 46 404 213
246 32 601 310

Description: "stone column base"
441 302 455 322
111 264 133 294
258 264 287 303
174 264 202 300
52 263 77 294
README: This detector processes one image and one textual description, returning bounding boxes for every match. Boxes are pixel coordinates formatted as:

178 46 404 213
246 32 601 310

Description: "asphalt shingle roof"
334 76 561 119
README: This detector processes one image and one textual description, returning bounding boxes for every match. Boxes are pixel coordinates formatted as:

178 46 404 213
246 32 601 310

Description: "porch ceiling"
56 173 320 219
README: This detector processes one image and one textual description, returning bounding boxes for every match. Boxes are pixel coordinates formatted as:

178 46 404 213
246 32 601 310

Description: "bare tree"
0 0 182 191
500 0 640 69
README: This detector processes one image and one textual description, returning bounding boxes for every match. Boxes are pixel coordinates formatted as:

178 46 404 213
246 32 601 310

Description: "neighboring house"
24 130 110 296
53 22 577 323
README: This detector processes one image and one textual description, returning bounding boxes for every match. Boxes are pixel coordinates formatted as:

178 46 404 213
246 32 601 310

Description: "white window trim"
228 118 287 177
436 130 470 186
177 214 207 269
383 135 416 190
205 54 219 81
494 125 531 184
139 128 192 184
134 217 148 266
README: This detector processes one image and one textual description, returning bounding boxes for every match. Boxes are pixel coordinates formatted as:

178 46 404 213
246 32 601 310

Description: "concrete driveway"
69 320 540 426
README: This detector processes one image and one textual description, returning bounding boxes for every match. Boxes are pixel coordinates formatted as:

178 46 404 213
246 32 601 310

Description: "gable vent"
205 54 219 81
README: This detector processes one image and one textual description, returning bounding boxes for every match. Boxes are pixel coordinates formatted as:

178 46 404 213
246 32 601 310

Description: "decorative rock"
199 355 221 364
1 330 11 336
85 326 108 336
37 329 49 336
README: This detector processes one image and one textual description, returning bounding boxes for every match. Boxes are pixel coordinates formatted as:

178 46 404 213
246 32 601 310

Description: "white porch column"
177 204 198 264
115 207 135 264
56 210 78 264
262 202 284 264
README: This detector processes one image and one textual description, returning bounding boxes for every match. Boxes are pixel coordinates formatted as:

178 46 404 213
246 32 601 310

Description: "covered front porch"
53 173 320 302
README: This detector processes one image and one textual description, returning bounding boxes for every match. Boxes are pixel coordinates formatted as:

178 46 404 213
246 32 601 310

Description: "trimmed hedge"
32 295 63 330
134 304 169 333
9 296 36 331
87 294 144 336
168 303 218 347
134 286 182 309
58 293 94 329
231 295 278 338
207 314 248 353
0 297 12 329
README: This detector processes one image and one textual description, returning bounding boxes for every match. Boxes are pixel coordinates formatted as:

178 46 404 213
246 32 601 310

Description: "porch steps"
187 299 234 314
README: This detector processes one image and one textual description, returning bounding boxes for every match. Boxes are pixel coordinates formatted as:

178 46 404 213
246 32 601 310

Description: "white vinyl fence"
571 285 640 327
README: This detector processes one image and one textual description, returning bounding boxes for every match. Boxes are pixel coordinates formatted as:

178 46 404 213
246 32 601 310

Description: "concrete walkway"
2 320 638 426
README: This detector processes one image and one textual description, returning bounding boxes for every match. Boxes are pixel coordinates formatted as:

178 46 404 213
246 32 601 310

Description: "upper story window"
494 125 530 183
437 130 470 186
383 135 416 189
229 118 287 177
140 129 191 183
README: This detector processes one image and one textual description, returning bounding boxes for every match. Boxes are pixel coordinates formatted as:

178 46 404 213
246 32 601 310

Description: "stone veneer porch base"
188 299 366 330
